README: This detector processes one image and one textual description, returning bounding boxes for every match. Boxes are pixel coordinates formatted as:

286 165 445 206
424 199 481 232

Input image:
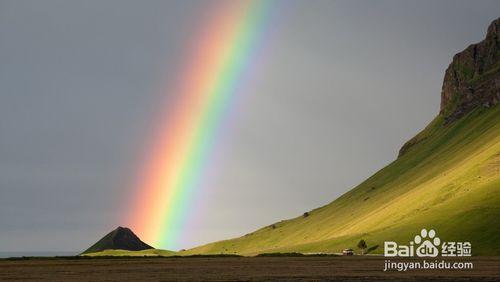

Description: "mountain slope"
187 18 500 256
82 226 154 254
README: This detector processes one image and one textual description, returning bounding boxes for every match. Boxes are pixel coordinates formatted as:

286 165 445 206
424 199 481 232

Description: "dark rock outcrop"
82 226 153 254
399 18 499 157
440 17 500 124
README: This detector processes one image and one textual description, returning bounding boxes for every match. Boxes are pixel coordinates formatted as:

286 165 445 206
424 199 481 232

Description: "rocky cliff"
399 18 499 157
440 17 499 124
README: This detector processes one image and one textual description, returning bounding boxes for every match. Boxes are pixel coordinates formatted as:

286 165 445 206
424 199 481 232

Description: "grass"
255 252 339 257
82 249 176 257
80 249 247 258
186 105 500 256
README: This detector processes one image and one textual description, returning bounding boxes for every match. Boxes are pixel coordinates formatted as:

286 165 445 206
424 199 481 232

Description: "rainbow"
128 1 277 249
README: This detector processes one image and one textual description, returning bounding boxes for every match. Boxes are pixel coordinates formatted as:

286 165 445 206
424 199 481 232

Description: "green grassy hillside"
187 105 500 256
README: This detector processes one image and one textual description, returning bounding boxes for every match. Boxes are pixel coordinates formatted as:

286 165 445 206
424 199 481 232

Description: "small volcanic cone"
82 226 153 254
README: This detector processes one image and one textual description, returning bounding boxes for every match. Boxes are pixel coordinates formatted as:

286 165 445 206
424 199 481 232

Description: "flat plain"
0 256 498 281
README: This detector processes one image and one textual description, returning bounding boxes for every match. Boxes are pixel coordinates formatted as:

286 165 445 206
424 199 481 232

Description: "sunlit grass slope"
188 105 500 256
82 249 176 257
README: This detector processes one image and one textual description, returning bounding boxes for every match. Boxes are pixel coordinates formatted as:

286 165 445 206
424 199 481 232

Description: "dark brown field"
0 256 498 281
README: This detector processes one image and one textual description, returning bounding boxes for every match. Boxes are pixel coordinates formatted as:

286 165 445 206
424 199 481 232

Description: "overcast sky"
0 0 498 253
